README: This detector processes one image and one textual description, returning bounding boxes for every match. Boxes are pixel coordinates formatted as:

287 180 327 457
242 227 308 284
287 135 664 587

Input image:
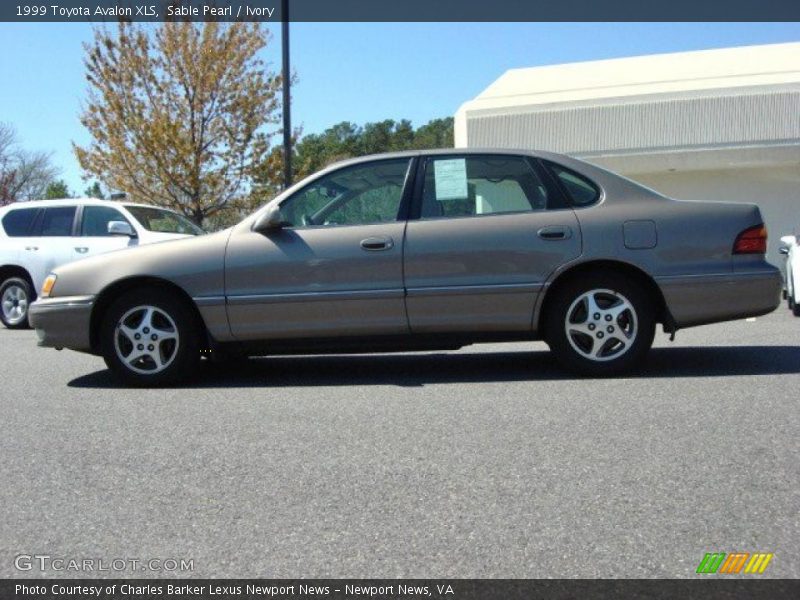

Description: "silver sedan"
30 149 782 385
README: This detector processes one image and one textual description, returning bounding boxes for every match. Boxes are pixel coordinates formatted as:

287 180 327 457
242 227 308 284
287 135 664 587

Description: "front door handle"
25 246 39 251
75 247 89 254
360 236 394 251
537 226 572 241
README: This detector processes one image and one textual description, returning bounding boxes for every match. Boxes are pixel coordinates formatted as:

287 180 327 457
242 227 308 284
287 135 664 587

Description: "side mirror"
779 246 790 255
253 204 285 232
108 221 137 237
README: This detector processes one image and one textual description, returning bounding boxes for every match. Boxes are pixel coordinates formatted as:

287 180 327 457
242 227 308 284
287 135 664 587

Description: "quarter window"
81 206 131 237
39 206 76 236
280 159 410 228
1 208 39 237
421 156 552 219
547 163 601 207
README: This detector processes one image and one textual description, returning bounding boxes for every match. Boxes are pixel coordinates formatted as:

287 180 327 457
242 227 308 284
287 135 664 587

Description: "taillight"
733 224 767 255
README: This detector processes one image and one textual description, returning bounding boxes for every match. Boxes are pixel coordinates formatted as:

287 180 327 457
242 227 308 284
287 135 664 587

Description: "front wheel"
793 282 800 317
0 277 33 329
545 273 655 376
100 289 201 386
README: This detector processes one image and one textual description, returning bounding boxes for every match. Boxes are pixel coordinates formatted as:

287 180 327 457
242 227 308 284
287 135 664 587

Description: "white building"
455 42 800 265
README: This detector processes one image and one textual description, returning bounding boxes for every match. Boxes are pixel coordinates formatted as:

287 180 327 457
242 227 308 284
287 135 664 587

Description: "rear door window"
1 208 40 237
419 155 560 219
38 206 77 236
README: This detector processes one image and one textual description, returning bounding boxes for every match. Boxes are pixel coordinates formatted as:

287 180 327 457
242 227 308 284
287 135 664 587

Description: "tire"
0 276 33 329
544 271 656 376
100 288 201 386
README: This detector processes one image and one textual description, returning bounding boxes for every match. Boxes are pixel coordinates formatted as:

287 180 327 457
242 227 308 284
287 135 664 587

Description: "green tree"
411 118 454 149
83 180 105 199
44 179 71 199
75 22 282 226
285 117 453 184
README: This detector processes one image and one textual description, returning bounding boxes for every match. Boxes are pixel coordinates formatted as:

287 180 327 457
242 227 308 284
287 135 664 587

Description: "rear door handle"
25 246 39 251
537 226 572 240
75 247 89 254
360 236 394 251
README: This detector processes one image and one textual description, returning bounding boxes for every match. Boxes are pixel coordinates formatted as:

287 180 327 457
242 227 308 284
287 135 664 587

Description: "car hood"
141 231 196 243
50 229 232 299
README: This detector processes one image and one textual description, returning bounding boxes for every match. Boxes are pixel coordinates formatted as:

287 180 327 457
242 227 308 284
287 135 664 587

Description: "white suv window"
1 207 39 237
38 206 76 237
81 206 131 237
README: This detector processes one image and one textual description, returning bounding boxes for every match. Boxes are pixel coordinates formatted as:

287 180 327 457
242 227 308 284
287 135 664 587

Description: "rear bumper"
657 266 782 328
28 295 95 352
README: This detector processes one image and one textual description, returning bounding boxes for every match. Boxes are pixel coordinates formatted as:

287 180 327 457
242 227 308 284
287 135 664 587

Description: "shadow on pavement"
68 345 800 389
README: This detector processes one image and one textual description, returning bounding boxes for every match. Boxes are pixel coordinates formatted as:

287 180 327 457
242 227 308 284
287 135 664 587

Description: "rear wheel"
0 277 33 329
545 272 655 376
100 289 201 386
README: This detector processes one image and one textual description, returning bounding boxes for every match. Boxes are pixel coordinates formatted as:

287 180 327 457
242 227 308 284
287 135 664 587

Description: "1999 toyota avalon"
29 150 782 385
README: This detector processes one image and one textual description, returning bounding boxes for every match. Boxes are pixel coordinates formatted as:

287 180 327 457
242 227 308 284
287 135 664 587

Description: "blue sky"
0 22 799 195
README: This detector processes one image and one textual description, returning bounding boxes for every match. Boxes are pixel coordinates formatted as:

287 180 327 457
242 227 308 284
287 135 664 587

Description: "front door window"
280 159 411 227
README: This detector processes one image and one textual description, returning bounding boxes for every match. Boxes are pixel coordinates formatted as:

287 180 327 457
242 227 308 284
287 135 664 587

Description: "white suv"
780 233 800 316
0 198 204 328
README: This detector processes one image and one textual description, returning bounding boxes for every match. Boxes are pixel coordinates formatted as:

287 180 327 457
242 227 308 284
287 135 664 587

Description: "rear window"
1 207 39 237
546 163 601 207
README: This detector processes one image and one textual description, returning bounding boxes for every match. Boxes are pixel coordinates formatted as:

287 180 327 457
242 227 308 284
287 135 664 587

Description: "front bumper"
28 295 96 352
657 266 782 329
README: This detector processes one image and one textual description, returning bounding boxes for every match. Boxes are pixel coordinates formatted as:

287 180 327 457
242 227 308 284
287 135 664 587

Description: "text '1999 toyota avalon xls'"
29 150 781 385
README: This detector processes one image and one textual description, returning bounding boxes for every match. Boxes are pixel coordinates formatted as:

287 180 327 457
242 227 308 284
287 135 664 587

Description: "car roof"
0 198 175 212
319 147 592 173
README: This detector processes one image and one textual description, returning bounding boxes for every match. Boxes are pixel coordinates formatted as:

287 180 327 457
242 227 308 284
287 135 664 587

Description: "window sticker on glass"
433 159 468 200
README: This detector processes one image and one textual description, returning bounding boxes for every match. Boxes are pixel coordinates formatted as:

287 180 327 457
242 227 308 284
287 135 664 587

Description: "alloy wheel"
564 288 638 362
1 284 28 326
113 305 180 375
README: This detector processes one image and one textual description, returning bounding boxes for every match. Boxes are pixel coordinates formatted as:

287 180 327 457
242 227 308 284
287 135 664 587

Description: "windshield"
124 206 204 235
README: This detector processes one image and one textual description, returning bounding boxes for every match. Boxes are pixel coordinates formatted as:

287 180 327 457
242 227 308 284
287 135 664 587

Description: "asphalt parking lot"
1 308 798 579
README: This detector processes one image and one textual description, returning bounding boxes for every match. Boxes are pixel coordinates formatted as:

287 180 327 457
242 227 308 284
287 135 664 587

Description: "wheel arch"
89 276 208 354
536 259 675 337
0 265 37 300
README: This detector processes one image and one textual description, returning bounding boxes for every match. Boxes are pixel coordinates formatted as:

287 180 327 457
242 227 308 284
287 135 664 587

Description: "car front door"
73 205 138 262
403 154 582 332
225 158 414 341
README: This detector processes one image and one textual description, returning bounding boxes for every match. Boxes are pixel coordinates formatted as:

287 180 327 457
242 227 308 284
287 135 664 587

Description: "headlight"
41 274 57 298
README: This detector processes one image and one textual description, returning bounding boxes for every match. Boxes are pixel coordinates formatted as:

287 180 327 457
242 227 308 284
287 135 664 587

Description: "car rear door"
25 205 79 292
403 153 582 332
224 158 415 341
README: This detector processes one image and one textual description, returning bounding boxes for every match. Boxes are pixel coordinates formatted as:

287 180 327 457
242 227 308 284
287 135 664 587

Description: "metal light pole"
281 0 292 189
